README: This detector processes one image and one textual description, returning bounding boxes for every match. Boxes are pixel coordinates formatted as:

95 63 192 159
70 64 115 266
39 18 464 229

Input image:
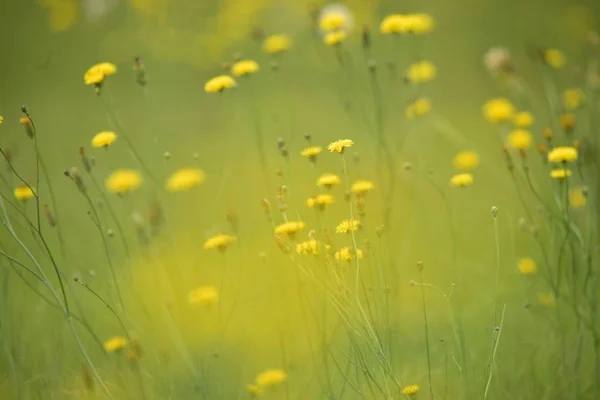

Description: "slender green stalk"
419 268 435 399
483 305 507 399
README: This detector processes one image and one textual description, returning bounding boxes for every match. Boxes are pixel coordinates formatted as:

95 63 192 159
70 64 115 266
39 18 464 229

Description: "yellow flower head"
204 234 236 251
91 131 117 148
548 146 578 163
247 384 262 396
256 369 287 387
324 31 347 46
508 129 533 150
320 12 347 32
232 60 259 77
275 221 305 237
328 139 353 153
543 49 566 69
406 13 434 34
166 168 206 192
518 258 536 274
14 185 35 201
104 336 128 352
351 180 375 194
406 98 431 118
450 173 473 187
569 187 586 209
483 98 515 123
336 219 361 233
335 246 364 262
407 61 436 83
317 173 341 188
539 292 556 307
105 169 142 194
300 146 323 161
204 75 236 93
0 115 3 124
550 169 572 179
188 286 218 306
297 239 320 255
84 63 117 85
560 113 575 131
380 14 410 34
562 89 583 110
402 385 419 395
307 194 334 210
452 151 480 171
513 111 534 128
263 34 291 55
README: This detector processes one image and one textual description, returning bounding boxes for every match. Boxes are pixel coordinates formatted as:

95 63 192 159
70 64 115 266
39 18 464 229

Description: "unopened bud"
491 206 498 218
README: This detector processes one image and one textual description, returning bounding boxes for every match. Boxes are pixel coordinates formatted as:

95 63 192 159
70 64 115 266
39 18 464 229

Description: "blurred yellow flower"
14 185 35 201
104 336 128 352
548 146 578 163
105 170 142 194
275 221 305 237
247 384 262 396
507 129 533 150
407 61 436 83
513 111 534 128
539 293 556 307
204 234 236 251
402 385 419 395
296 239 320 255
518 258 536 274
380 14 410 34
483 98 515 123
317 173 341 188
560 113 575 131
324 31 347 46
263 34 291 55
406 98 431 118
166 168 206 192
550 169 572 179
562 89 584 110
450 173 473 187
91 131 117 148
328 139 353 153
300 146 323 161
543 49 566 69
569 187 586 208
232 60 259 77
307 194 334 210
0 115 3 124
407 13 434 34
335 246 364 262
256 369 287 387
84 63 117 85
320 12 347 32
204 75 236 93
188 286 218 306
336 219 361 233
452 151 480 171
351 180 375 194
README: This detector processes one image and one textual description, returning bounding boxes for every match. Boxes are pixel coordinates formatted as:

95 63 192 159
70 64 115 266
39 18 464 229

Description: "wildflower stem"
419 269 435 399
482 304 506 399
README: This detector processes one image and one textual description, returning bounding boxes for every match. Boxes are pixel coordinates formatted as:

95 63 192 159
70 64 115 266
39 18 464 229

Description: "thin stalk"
483 305 507 399
419 268 435 399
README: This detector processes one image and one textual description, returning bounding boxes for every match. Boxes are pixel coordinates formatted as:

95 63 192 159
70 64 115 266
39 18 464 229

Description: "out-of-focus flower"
450 173 473 187
324 31 347 46
166 168 205 192
406 98 431 118
562 89 584 110
91 131 117 148
328 139 353 153
204 234 236 251
351 180 375 194
105 169 142 194
14 185 35 201
188 286 218 306
513 111 534 128
204 75 236 93
542 49 566 69
255 369 287 387
548 146 578 163
319 4 353 33
507 129 533 150
453 151 480 171
402 385 419 396
518 258 536 274
569 187 586 208
317 173 341 188
483 47 513 75
550 169 572 179
232 60 259 77
406 61 436 83
263 34 291 55
483 98 515 123
104 336 128 352
307 194 334 210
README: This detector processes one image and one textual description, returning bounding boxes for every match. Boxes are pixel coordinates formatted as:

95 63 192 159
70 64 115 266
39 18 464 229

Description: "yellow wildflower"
483 98 515 123
335 247 364 262
204 234 236 251
296 240 319 255
300 146 322 161
232 60 259 77
263 34 291 55
166 168 206 192
324 31 347 46
560 113 575 131
406 98 431 118
91 131 117 148
351 180 375 194
336 219 361 233
450 173 473 187
256 369 287 387
380 14 410 34
518 258 536 274
328 139 353 153
406 13 434 34
452 151 480 171
539 293 556 307
275 221 305 237
0 115 3 124
188 286 218 306
550 169 572 179
14 185 35 201
507 129 533 150
407 61 436 83
105 170 142 194
104 336 127 352
204 75 236 93
543 49 566 69
569 187 586 208
402 385 419 395
320 12 347 32
307 194 334 210
84 62 117 85
513 111 534 128
562 89 583 110
548 146 578 163
247 384 262 396
317 173 341 188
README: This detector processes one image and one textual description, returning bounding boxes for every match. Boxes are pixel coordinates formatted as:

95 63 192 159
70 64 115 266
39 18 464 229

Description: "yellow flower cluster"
380 14 434 34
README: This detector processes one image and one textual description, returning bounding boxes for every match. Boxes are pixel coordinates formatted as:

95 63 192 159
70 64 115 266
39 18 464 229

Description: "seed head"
417 261 424 271
491 206 498 218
